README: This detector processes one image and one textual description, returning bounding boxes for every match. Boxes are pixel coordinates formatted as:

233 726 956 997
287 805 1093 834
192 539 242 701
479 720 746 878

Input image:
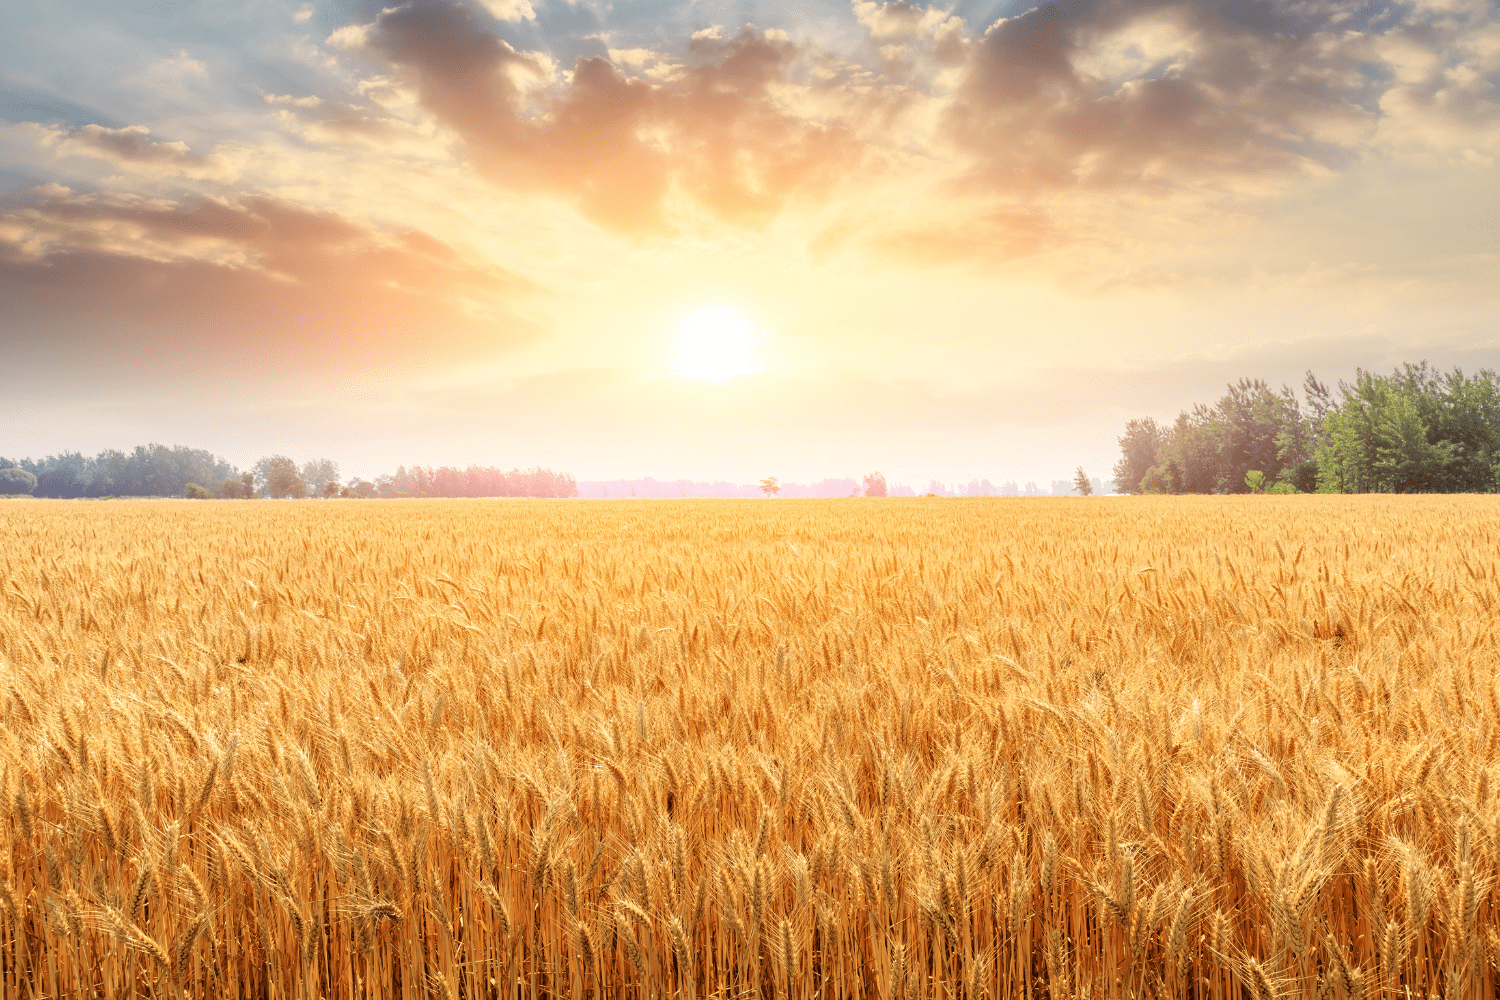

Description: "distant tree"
184 482 211 499
1244 470 1266 493
1112 418 1165 494
759 477 780 496
301 458 341 497
14 443 237 498
256 456 307 499
323 481 341 499
863 472 888 497
1072 467 1093 496
0 467 37 495
27 451 91 497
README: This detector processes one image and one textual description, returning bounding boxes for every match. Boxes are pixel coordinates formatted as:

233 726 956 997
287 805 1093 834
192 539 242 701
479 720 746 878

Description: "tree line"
0 445 238 499
371 465 578 499
0 445 578 499
1113 363 1500 494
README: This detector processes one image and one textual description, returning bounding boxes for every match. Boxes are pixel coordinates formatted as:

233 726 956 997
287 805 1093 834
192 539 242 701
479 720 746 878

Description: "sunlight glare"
674 306 764 381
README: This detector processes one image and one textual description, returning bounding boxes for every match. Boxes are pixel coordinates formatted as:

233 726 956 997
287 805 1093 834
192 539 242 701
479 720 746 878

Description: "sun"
674 306 764 381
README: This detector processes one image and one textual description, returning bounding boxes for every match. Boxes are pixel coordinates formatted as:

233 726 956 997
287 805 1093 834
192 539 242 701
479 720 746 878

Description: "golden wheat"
0 494 1497 998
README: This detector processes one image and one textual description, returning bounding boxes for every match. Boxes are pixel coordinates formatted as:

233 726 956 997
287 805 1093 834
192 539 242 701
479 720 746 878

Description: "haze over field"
2 0 1497 483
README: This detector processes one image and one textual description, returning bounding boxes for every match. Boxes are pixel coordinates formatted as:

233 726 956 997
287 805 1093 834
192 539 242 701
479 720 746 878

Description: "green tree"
1139 461 1180 494
0 467 37 495
1214 379 1307 492
184 482 211 499
1155 406 1221 494
1121 379 1314 495
1313 366 1482 493
1375 393 1453 492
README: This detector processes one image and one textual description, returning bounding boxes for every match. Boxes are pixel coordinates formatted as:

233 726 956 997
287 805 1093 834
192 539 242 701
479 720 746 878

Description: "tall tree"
862 472 888 497
256 456 307 499
301 458 341 498
1072 467 1093 496
1112 418 1165 494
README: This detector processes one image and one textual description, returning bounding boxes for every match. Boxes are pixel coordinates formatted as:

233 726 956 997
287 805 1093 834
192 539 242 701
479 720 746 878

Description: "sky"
2 0 1497 486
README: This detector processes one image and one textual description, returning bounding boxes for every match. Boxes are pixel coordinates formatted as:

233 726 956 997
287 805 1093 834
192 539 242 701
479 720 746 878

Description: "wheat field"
0 495 1497 1000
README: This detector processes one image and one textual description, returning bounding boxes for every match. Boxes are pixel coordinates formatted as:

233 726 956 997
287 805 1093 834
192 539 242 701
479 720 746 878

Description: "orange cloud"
359 2 864 232
0 190 541 387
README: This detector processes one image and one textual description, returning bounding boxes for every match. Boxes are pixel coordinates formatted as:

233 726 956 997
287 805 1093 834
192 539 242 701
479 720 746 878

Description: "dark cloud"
0 190 541 391
361 1 863 232
944 0 1377 191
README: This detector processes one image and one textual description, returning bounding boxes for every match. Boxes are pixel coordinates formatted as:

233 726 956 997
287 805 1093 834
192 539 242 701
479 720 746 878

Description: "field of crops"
0 495 1497 999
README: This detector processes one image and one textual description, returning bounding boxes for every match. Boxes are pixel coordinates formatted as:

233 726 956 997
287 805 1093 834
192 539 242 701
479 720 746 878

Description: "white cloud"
264 93 324 107
477 0 537 21
325 23 371 49
608 47 656 68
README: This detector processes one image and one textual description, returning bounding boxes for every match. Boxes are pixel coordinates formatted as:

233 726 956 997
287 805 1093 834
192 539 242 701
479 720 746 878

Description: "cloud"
476 0 537 21
607 47 657 68
852 1 950 41
0 189 542 389
332 0 1500 249
51 124 238 182
943 0 1381 193
359 1 865 232
264 93 324 108
1369 0 1500 156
